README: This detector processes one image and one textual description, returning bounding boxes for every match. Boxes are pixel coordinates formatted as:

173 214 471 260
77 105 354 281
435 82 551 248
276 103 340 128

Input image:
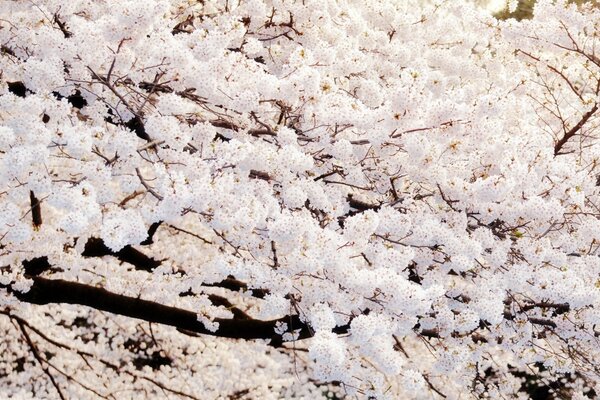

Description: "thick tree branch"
201 277 269 299
3 275 348 346
82 237 162 272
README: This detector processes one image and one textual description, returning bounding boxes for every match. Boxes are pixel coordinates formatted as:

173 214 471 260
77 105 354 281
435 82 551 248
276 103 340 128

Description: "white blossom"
0 0 599 398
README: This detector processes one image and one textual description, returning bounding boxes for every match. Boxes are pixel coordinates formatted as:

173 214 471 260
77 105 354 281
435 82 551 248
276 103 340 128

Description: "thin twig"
135 168 163 201
16 320 66 400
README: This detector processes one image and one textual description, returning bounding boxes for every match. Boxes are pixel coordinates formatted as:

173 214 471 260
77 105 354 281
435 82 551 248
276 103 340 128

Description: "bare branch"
135 167 164 201
16 319 66 400
554 103 598 155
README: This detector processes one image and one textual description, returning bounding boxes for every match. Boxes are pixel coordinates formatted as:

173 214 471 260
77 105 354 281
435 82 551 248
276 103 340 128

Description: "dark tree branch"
313 168 343 182
172 14 195 35
8 81 27 97
528 317 557 329
16 319 67 400
201 277 269 299
210 119 239 131
423 374 447 399
1 310 199 399
139 81 173 94
3 274 350 346
554 103 598 155
30 191 43 228
167 224 212 244
207 294 251 320
82 238 162 272
139 221 162 245
22 256 51 277
347 194 380 212
53 13 72 38
87 65 151 141
520 302 570 314
249 169 272 181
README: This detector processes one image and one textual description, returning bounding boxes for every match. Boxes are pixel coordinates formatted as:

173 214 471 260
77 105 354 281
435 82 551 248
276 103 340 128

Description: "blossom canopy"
1 0 600 398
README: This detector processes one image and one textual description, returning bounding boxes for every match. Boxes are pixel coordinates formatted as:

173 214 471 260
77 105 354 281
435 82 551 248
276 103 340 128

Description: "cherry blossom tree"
1 0 600 398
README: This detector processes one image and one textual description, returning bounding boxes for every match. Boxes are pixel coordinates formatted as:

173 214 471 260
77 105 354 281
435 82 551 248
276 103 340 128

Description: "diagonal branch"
1 311 198 400
135 167 164 201
554 103 598 155
16 319 67 400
